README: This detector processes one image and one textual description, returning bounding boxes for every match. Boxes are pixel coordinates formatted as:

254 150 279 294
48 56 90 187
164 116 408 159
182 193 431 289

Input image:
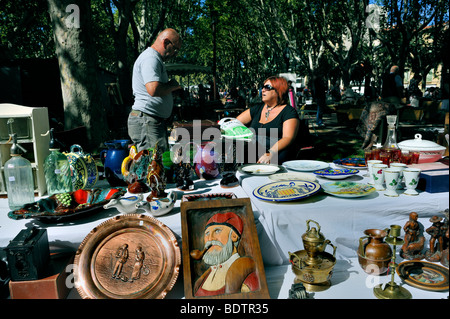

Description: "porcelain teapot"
135 190 177 217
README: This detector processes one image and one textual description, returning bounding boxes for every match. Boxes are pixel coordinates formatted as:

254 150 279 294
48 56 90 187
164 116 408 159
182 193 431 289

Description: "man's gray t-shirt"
131 47 173 119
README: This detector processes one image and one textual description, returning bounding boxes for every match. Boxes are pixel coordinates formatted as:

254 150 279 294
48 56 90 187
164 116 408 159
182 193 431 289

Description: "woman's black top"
247 103 299 163
248 103 299 140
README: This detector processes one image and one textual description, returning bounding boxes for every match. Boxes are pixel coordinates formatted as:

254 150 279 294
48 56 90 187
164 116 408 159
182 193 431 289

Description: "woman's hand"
257 152 272 164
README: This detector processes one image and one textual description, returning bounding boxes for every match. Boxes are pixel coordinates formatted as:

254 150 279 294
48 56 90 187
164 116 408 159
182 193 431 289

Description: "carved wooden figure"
400 212 425 260
425 216 445 262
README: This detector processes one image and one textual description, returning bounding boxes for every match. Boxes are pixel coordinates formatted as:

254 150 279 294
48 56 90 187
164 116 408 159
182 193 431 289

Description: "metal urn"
289 219 337 292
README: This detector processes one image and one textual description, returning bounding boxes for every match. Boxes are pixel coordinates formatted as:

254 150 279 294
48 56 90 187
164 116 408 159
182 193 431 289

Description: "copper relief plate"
74 214 180 299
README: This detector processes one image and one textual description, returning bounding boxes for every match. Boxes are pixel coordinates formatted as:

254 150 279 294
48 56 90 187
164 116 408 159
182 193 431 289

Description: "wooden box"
180 198 269 299
9 253 74 299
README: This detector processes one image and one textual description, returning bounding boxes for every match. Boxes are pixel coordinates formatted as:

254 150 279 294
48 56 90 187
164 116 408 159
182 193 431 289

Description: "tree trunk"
48 0 107 152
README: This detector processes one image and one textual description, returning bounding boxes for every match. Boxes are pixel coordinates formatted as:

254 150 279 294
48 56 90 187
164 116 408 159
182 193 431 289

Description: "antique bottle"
4 133 35 210
382 115 401 162
43 128 73 196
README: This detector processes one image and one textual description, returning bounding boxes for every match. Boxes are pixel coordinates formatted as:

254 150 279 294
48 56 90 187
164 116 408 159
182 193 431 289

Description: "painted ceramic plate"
253 180 321 202
238 163 283 175
74 214 180 299
333 157 367 169
269 172 317 182
314 168 359 179
321 181 376 198
283 160 329 172
396 260 449 292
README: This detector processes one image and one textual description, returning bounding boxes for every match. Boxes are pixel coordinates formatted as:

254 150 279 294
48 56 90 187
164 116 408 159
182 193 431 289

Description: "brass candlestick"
373 225 412 299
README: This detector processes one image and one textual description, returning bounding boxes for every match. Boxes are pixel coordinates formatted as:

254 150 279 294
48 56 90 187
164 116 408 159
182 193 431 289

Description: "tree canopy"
0 0 448 150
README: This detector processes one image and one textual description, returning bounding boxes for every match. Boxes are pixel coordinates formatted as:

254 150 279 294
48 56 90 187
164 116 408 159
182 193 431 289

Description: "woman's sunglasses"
262 84 275 91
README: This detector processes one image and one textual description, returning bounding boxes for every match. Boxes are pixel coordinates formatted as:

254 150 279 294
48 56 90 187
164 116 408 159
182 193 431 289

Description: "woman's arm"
236 108 252 125
257 118 299 163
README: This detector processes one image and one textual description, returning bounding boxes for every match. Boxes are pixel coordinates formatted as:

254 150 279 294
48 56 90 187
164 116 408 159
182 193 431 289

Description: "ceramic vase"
372 163 387 191
100 139 130 187
384 168 401 197
367 160 382 185
403 168 421 196
193 141 220 180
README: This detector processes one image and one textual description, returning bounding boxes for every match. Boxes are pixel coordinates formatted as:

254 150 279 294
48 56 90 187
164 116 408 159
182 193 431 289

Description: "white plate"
269 172 317 182
321 181 376 198
238 164 283 175
283 160 329 172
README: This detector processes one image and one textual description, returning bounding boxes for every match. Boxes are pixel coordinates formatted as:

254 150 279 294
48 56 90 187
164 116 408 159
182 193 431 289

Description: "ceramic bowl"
398 134 446 163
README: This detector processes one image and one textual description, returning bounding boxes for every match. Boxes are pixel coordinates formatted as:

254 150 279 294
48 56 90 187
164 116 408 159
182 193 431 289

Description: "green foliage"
0 0 448 90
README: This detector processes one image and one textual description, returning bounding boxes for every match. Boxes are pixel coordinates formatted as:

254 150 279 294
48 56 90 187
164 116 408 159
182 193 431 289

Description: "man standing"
381 65 404 107
128 28 182 153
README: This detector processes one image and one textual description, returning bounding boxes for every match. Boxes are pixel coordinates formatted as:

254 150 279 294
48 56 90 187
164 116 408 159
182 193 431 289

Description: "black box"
4 228 50 281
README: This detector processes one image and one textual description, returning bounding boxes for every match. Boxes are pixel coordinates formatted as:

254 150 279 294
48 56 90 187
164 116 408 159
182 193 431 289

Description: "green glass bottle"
43 128 73 196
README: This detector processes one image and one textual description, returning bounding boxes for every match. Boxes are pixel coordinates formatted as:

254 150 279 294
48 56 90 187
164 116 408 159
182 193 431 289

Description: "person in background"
312 74 326 127
381 65 404 108
247 88 262 108
236 76 299 164
128 28 182 153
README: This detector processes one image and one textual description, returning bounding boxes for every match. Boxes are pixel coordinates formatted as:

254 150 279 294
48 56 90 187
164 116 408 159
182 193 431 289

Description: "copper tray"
74 214 180 299
396 260 448 292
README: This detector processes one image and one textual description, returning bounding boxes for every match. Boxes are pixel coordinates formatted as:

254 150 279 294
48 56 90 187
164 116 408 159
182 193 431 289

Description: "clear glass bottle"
382 115 401 162
43 128 73 196
4 134 35 210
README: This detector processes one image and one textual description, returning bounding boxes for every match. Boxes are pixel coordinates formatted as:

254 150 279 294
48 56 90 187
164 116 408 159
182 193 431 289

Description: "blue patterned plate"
321 181 376 198
253 180 321 202
333 157 367 169
314 168 359 179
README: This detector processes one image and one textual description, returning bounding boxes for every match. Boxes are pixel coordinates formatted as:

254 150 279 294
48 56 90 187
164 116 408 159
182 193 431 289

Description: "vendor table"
0 165 448 299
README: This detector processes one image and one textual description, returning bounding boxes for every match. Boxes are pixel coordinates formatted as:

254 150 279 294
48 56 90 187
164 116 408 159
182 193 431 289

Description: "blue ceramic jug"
101 139 130 186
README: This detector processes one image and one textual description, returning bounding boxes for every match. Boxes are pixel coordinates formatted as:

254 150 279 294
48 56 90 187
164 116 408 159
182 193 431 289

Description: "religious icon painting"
180 198 270 299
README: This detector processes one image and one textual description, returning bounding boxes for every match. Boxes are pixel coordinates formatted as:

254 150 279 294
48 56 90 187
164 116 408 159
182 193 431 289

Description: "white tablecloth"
239 165 449 265
1 168 448 299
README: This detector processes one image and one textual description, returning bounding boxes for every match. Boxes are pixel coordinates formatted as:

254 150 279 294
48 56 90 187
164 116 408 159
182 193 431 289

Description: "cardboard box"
417 169 449 193
9 253 74 299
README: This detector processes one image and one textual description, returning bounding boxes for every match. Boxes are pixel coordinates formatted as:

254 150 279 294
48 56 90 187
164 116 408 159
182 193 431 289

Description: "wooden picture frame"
180 198 270 299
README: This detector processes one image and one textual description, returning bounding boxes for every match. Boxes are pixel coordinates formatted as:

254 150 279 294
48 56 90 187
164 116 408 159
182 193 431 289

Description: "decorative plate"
7 187 127 223
321 181 376 198
238 163 284 175
396 260 449 292
269 172 317 182
283 160 329 172
333 157 367 169
74 214 181 299
253 180 321 202
314 168 359 179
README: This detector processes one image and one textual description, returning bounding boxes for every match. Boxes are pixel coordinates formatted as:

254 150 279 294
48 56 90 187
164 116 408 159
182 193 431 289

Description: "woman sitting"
237 76 299 164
